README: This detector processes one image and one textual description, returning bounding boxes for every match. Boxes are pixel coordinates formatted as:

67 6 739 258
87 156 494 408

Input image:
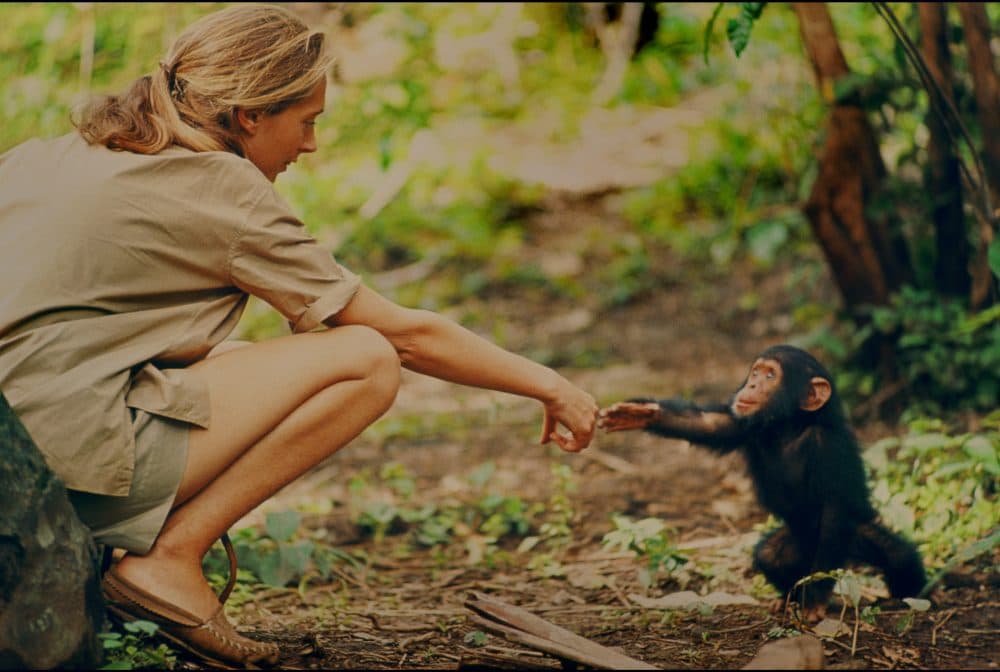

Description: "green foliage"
0 3 223 153
98 620 177 670
863 415 1000 570
766 625 802 640
703 3 768 62
536 463 578 547
242 460 570 572
726 3 767 58
619 114 810 276
463 630 489 647
851 287 1000 416
602 514 689 588
620 8 710 105
202 516 363 591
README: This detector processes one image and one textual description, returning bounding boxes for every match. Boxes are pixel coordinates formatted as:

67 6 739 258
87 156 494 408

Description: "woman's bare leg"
112 325 400 619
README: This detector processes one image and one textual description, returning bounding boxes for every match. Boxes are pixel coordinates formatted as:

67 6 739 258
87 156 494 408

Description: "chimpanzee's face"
731 357 783 417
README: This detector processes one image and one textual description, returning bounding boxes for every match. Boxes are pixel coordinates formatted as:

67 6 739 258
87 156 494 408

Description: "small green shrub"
856 287 1000 416
98 620 177 670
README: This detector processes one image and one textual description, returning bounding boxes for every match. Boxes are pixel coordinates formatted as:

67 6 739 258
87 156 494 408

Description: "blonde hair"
75 4 333 156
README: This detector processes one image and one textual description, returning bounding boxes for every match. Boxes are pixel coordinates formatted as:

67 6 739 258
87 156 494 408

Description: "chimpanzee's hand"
597 401 661 432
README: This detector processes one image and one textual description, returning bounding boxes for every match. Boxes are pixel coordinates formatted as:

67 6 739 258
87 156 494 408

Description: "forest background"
1 2 998 669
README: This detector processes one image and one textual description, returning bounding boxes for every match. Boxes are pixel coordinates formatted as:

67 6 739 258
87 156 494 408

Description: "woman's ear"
801 377 832 412
235 108 261 135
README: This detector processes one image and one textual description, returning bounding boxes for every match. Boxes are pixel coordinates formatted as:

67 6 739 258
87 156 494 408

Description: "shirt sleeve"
229 185 361 333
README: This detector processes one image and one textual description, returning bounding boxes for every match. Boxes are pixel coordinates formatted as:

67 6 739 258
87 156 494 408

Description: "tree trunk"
791 2 912 313
0 393 105 669
956 2 1000 205
956 2 1000 308
918 2 969 298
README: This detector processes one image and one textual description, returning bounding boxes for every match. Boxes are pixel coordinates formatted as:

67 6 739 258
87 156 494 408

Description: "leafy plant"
202 512 363 591
463 630 489 647
602 514 689 588
703 2 768 62
98 620 177 670
536 463 578 548
846 287 1000 416
863 416 1000 570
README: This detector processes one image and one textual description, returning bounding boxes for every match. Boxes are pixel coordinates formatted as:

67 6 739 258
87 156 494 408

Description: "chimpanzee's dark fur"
625 345 926 608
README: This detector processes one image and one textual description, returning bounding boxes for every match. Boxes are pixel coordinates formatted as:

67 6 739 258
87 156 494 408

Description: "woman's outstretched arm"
329 284 597 452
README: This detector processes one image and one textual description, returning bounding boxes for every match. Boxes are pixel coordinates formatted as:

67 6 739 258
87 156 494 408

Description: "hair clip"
159 61 185 101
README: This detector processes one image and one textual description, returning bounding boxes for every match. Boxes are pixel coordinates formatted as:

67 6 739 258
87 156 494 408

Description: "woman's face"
240 78 326 182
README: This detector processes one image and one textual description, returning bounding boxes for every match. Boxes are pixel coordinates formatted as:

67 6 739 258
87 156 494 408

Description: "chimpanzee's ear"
801 377 831 412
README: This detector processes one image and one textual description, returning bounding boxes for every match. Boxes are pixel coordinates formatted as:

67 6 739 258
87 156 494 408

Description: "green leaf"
988 238 1000 278
745 219 789 265
963 436 1000 475
838 573 862 606
279 540 315 578
123 620 159 636
265 510 302 543
253 542 314 587
903 597 931 611
726 3 767 58
902 432 952 454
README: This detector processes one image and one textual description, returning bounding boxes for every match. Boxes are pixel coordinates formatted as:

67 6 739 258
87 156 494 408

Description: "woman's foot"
103 547 280 668
112 551 222 621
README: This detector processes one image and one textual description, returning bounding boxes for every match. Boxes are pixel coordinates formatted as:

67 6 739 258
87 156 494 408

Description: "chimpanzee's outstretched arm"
600 398 746 452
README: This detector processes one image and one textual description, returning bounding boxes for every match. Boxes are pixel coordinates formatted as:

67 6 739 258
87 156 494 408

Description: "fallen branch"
465 591 659 670
931 608 956 647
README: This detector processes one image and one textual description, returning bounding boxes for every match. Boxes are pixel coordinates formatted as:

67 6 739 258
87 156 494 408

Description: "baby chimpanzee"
598 344 926 618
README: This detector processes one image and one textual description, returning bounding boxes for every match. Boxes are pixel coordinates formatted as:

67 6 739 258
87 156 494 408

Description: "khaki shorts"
67 409 189 555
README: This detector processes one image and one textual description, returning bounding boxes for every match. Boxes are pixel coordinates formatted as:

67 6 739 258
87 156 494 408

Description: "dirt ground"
153 193 1000 671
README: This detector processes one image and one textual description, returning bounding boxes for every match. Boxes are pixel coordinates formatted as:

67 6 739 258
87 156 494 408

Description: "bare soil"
178 196 997 671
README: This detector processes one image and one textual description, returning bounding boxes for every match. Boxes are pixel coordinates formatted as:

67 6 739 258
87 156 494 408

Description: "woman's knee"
328 325 400 402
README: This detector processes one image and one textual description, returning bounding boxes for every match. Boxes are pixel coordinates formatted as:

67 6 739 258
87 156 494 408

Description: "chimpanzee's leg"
753 526 832 609
850 519 927 598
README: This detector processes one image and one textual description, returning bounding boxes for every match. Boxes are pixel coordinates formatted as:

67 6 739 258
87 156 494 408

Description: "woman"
0 5 597 667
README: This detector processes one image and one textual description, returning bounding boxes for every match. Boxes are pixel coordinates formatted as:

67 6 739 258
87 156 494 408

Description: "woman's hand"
539 381 597 453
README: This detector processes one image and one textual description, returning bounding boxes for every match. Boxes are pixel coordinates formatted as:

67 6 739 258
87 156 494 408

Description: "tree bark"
956 2 1000 307
791 2 911 312
956 2 1000 205
918 2 969 298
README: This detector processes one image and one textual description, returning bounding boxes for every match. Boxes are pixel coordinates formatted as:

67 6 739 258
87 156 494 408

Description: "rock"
742 634 824 669
0 393 104 670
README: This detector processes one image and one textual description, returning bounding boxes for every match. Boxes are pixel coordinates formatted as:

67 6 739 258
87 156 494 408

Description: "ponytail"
73 4 332 157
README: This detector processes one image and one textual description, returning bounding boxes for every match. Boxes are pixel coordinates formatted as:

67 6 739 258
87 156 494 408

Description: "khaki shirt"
0 133 361 495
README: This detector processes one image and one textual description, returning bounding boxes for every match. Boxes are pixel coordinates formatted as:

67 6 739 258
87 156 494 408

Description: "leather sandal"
101 533 280 669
